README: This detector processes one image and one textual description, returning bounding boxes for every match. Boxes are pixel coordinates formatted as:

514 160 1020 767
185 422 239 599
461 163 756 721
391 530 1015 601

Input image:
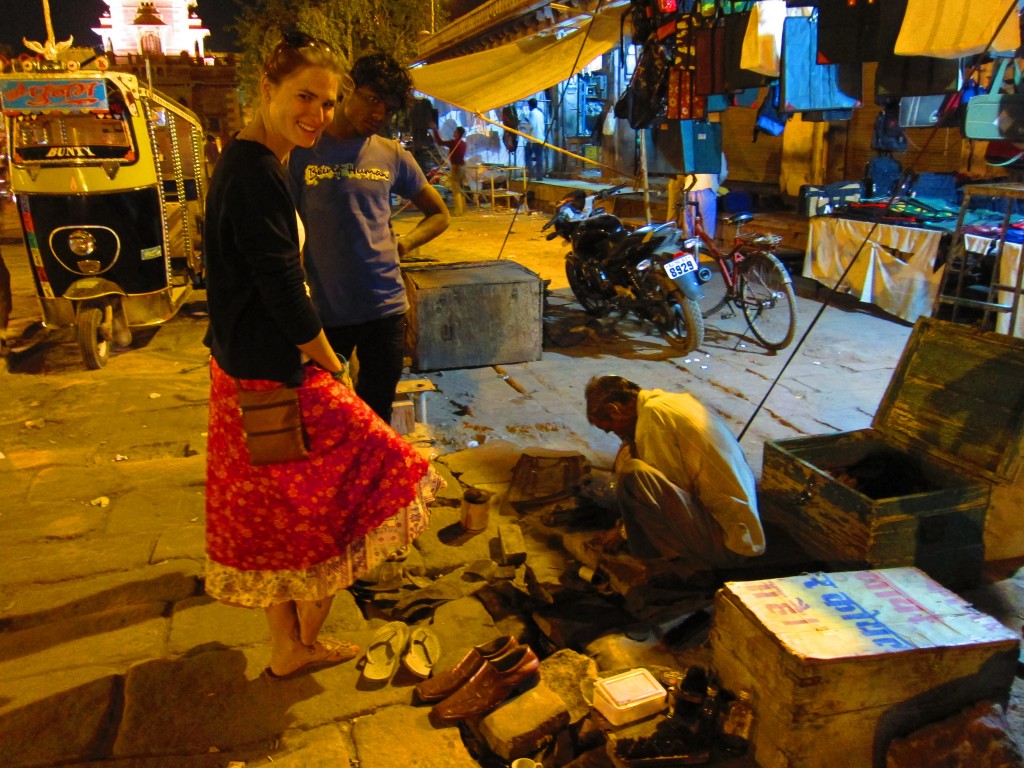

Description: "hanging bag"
615 40 673 129
644 119 721 174
898 94 947 128
680 119 724 173
668 67 707 119
693 15 727 96
779 14 862 112
740 0 787 77
721 10 768 90
753 81 790 139
873 102 908 151
816 0 882 64
964 57 1024 142
235 383 309 466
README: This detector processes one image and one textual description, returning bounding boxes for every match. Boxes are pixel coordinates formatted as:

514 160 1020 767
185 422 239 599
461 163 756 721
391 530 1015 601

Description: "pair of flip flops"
362 621 442 681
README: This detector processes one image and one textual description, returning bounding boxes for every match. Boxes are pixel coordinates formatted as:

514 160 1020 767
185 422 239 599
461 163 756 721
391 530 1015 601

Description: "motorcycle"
542 188 710 353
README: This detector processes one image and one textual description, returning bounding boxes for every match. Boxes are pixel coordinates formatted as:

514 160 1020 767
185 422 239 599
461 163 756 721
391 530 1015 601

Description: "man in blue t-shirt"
290 54 450 423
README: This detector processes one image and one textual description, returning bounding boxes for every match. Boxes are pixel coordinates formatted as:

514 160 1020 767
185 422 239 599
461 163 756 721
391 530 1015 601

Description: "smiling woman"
201 31 442 681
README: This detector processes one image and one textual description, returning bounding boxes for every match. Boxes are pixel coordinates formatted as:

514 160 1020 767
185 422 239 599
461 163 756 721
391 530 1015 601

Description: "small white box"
593 668 668 726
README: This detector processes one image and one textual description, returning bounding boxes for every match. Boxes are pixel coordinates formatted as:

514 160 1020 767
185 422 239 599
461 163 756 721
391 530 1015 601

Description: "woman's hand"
329 366 353 389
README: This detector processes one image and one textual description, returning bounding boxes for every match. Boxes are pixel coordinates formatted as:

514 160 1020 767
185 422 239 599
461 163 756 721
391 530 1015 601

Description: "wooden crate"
762 317 1024 586
402 261 543 371
710 568 1019 768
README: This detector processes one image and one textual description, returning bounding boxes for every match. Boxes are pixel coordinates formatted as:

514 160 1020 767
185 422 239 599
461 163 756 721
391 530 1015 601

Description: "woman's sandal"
264 637 360 681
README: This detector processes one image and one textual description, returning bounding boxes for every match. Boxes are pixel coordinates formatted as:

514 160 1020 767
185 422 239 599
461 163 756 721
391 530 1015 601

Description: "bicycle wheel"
738 252 797 351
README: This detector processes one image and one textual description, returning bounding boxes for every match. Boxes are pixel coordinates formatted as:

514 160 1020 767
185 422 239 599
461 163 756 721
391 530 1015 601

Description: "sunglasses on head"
280 29 334 53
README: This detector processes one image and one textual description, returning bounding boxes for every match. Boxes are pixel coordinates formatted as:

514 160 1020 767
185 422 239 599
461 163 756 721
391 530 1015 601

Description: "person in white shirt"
584 375 765 576
666 153 729 240
525 98 546 180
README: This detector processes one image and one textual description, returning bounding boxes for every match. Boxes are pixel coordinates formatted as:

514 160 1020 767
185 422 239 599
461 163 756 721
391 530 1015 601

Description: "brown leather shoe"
415 635 518 703
430 644 540 724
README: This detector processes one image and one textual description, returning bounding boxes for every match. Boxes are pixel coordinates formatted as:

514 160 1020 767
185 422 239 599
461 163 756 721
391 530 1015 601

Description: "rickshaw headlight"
68 229 97 257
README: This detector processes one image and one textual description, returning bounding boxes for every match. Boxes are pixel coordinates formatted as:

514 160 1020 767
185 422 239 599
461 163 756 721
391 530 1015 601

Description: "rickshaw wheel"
77 307 111 370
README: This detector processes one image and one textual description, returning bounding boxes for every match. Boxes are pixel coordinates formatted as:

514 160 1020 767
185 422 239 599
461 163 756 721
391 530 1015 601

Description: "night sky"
0 0 241 53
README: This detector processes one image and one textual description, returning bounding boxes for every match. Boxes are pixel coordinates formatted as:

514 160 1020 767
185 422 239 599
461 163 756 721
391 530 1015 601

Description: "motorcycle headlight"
636 258 653 271
68 229 97 257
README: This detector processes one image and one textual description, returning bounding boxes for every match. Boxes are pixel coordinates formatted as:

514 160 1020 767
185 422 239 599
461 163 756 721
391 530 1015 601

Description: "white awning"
410 7 628 114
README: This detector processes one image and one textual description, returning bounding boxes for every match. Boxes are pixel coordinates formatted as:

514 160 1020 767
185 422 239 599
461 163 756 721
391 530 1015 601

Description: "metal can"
460 487 493 532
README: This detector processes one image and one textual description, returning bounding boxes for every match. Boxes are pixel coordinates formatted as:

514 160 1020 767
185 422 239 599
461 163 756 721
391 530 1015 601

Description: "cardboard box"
402 261 544 371
593 668 668 726
711 568 1019 768
762 317 1024 586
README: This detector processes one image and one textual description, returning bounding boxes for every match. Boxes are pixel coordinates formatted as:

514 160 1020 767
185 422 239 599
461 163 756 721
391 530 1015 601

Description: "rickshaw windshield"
11 110 136 164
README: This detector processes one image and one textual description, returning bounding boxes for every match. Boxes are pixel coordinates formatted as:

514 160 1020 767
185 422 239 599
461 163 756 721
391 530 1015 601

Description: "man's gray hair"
585 375 640 417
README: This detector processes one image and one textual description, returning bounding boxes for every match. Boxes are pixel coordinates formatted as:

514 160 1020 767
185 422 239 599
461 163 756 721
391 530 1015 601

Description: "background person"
583 375 765 578
203 134 220 177
202 32 438 681
430 124 468 214
289 53 450 424
526 98 545 180
666 153 729 240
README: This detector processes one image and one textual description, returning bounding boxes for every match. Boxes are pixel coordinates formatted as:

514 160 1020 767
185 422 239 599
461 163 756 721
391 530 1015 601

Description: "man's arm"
396 183 451 258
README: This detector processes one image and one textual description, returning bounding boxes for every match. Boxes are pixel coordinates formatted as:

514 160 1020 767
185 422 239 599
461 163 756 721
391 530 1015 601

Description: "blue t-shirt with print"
289 133 428 326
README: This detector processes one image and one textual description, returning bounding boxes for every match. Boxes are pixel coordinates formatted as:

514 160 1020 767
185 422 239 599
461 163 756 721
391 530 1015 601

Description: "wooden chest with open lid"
761 317 1024 587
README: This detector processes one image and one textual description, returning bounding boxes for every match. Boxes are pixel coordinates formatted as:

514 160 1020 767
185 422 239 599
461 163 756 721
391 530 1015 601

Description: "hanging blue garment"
779 14 862 112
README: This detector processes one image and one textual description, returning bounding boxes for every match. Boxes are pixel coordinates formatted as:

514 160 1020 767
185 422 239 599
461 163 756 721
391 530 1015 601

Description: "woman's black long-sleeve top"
203 139 322 385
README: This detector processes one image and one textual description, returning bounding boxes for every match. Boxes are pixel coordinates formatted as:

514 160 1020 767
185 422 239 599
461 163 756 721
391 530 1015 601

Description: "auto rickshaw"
0 56 206 368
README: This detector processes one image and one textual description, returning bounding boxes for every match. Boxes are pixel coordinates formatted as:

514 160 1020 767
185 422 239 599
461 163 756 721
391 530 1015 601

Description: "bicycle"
684 200 798 351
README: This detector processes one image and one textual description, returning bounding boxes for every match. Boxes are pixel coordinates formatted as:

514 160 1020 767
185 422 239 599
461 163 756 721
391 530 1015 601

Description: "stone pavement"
1 199 1022 767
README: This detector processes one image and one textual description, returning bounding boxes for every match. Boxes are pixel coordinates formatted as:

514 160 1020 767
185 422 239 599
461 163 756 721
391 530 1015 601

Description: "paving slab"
0 604 168 681
0 559 202 631
352 704 480 768
0 667 122 767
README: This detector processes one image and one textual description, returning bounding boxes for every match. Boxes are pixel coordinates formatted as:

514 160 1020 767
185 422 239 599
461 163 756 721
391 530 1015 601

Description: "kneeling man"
584 375 765 575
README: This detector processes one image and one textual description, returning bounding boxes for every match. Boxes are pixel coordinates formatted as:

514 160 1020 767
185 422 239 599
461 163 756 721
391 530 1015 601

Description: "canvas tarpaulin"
410 7 629 114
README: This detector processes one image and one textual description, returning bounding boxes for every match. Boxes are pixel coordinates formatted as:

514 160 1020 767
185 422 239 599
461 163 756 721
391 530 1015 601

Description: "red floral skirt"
204 358 437 607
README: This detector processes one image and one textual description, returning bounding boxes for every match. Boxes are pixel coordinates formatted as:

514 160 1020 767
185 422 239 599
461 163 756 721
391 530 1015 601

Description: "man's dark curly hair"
350 53 413 112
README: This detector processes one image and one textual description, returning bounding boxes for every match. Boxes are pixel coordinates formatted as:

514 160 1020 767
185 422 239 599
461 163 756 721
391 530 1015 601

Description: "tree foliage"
231 0 443 99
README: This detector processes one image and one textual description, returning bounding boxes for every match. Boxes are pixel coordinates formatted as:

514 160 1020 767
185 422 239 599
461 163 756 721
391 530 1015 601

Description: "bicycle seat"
726 212 754 226
737 232 783 248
